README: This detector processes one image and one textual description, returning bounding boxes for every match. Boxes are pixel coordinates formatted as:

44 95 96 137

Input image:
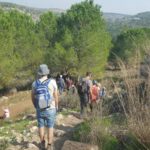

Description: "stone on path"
55 114 64 125
61 140 99 150
54 129 66 137
30 126 38 133
26 143 39 150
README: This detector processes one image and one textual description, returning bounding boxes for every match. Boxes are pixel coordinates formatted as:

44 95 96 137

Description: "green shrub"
102 136 119 150
73 115 147 149
0 139 9 150
73 121 91 142
73 117 119 149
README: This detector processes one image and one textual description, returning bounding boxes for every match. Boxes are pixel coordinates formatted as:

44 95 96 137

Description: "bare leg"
39 127 45 142
47 128 54 144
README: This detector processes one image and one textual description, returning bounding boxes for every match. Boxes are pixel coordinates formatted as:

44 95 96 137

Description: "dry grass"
59 90 80 111
0 91 34 119
0 88 80 119
117 60 150 149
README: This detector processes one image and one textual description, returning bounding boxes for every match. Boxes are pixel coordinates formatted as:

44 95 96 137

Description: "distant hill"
0 2 150 37
104 11 150 38
103 11 150 23
103 12 131 22
0 2 65 20
135 11 150 19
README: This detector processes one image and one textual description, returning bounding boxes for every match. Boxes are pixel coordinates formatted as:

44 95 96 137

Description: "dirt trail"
0 91 83 150
54 112 83 149
6 112 83 150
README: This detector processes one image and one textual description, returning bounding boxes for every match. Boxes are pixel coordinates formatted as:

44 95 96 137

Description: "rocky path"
6 111 83 150
54 112 83 149
0 91 86 150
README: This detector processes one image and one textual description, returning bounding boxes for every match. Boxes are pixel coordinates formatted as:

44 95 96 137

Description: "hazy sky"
0 0 150 15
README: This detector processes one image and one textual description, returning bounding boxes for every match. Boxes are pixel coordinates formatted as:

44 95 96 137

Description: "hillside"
1 2 150 22
0 2 150 31
0 2 65 20
104 11 150 38
104 11 150 25
103 12 131 22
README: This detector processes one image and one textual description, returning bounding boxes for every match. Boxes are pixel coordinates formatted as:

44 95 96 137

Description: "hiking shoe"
39 140 46 150
47 144 53 150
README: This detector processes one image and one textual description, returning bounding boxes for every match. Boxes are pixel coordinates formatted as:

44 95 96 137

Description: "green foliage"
0 0 112 89
0 9 45 88
110 28 150 65
73 117 119 149
36 11 57 45
0 139 9 150
102 136 119 150
73 121 91 141
13 119 30 133
105 12 150 39
57 0 112 76
0 119 30 136
0 119 30 150
73 116 147 150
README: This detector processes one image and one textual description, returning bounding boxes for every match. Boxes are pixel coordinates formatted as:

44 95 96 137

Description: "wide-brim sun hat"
37 64 50 76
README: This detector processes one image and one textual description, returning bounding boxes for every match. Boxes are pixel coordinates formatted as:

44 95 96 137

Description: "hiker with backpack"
57 75 65 95
77 72 93 118
31 64 58 150
89 80 99 113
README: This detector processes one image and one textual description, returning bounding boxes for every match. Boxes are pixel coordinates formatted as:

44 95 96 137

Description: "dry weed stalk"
118 55 150 149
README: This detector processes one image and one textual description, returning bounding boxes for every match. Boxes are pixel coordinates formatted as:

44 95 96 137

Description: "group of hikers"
0 64 106 150
31 64 106 150
77 72 106 118
56 73 75 95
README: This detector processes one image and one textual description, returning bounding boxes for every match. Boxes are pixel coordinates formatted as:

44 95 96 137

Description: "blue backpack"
35 79 52 109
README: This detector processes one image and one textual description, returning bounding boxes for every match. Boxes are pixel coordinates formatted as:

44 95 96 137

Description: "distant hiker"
90 80 99 112
91 80 99 101
100 87 106 98
31 64 58 150
0 108 10 119
70 84 77 95
85 72 93 103
57 75 65 95
77 72 92 118
66 77 72 91
56 73 60 84
3 108 10 119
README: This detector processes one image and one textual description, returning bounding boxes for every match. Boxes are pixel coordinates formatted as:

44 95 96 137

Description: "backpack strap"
42 79 51 86
35 78 50 87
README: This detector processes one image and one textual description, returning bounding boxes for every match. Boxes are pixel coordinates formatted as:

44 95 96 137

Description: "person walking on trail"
3 108 10 119
66 77 72 91
57 75 65 95
90 80 99 113
31 64 58 150
100 87 106 98
85 72 93 103
77 72 93 118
